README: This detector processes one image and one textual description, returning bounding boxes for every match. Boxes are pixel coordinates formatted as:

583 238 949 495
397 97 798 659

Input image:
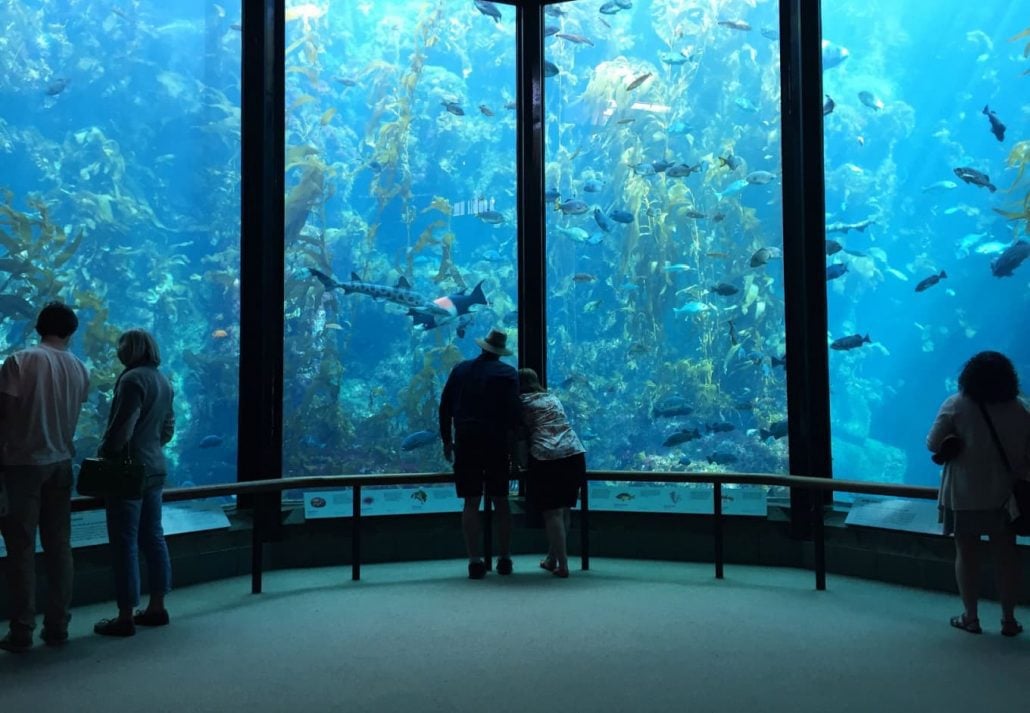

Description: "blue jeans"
105 484 172 610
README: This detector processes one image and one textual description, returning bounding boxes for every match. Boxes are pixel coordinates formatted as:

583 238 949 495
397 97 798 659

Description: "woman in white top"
927 351 1029 637
518 368 586 578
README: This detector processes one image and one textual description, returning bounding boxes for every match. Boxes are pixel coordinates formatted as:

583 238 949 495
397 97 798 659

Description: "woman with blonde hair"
93 329 175 637
517 368 586 578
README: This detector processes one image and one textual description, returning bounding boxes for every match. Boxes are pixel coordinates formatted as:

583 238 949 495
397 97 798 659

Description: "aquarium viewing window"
0 2 242 494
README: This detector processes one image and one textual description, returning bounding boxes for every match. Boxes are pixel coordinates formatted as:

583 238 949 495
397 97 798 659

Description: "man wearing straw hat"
439 328 521 579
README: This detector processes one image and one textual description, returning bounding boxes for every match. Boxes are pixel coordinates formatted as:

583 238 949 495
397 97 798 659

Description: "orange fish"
212 329 229 339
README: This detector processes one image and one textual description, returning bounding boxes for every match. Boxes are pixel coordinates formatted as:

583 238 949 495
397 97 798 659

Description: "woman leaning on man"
93 329 175 637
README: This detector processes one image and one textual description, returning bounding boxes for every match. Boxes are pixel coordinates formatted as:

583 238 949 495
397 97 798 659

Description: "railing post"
251 512 263 594
580 478 590 571
483 495 493 571
352 484 361 581
813 490 826 590
714 482 724 579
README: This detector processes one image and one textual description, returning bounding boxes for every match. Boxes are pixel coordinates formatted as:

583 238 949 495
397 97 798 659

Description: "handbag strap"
978 402 1013 473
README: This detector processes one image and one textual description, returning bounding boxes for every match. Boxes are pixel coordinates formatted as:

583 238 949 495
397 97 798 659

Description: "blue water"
2 0 1026 496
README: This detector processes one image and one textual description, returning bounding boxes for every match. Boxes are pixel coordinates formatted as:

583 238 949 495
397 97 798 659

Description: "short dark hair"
35 302 79 339
958 351 1019 403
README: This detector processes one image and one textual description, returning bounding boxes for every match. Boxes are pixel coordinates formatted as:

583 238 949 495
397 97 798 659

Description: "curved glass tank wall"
0 2 241 489
544 0 787 512
822 2 1030 509
282 0 518 512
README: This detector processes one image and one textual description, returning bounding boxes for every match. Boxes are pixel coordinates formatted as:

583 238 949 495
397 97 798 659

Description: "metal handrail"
67 471 941 593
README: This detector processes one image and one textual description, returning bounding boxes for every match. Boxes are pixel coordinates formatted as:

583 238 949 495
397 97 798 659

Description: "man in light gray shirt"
0 302 89 652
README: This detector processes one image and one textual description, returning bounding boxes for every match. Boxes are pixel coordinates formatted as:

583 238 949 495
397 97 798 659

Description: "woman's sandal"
552 566 570 579
539 559 557 572
949 614 982 634
1001 620 1023 637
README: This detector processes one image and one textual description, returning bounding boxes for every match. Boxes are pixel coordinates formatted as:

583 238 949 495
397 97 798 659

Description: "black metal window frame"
238 0 832 536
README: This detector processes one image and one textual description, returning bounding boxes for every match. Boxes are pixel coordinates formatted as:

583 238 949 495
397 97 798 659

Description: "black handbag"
77 454 146 499
978 403 1030 536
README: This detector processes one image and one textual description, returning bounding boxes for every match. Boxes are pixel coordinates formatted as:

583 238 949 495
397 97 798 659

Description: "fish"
309 268 449 316
666 163 701 178
821 39 850 70
319 108 336 125
411 490 428 503
211 329 229 339
556 33 594 46
558 199 589 215
684 210 707 220
543 61 560 78
476 210 505 224
921 180 958 192
583 299 602 313
505 100 518 110
554 225 590 242
663 428 702 447
441 100 464 116
609 210 634 224
749 246 782 267
659 51 692 66
0 295 37 318
614 0 632 7
479 104 494 116
760 420 788 440
45 78 69 96
826 239 843 255
982 105 1005 142
858 91 884 110
573 273 596 283
826 263 848 281
626 73 652 91
199 435 224 449
410 281 489 330
674 301 711 315
745 170 776 185
975 240 1009 256
771 355 787 368
914 271 947 292
761 27 779 41
734 96 759 113
582 179 605 193
336 77 358 87
0 258 30 275
544 188 561 201
953 166 996 192
401 430 438 451
718 20 751 31
715 178 749 201
474 0 502 23
710 283 739 296
594 208 613 233
615 492 635 501
823 95 835 116
650 160 674 173
544 25 560 37
825 218 874 234
718 154 743 171
599 1 622 14
632 162 657 176
707 452 739 465
991 241 1030 277
653 396 693 418
830 334 871 351
706 422 736 433
663 262 693 273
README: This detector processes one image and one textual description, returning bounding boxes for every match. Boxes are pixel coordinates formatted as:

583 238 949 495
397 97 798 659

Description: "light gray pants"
0 461 74 635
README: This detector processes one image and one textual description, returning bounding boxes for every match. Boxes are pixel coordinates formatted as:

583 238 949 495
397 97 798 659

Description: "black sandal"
1001 620 1023 637
133 609 170 627
94 618 136 637
949 614 982 634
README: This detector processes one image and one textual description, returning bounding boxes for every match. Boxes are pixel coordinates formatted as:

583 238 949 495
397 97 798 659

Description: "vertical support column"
779 0 832 550
240 0 285 583
516 0 546 382
714 482 724 579
239 2 285 433
580 479 589 571
352 485 361 581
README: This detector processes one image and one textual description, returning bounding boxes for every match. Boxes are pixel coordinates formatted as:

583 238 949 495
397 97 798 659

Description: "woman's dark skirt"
528 452 586 512
939 506 1011 537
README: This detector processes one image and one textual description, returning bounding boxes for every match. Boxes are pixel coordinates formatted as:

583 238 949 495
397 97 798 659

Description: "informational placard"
845 496 942 535
304 484 463 519
582 482 767 516
0 501 229 557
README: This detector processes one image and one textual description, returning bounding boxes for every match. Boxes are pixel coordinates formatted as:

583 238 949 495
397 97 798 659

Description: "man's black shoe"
468 561 487 579
496 557 514 575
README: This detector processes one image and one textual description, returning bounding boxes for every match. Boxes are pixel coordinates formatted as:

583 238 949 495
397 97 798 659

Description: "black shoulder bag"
978 402 1030 536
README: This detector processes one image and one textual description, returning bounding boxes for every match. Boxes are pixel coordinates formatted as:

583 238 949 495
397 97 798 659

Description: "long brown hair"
518 368 545 394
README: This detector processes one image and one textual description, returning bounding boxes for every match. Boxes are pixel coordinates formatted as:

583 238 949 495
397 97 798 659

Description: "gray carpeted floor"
0 558 1027 712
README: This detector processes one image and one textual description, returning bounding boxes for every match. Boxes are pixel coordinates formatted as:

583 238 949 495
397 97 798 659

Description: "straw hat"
476 328 513 356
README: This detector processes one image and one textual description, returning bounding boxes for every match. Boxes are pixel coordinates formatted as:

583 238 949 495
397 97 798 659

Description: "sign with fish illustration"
304 486 463 519
583 484 767 516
